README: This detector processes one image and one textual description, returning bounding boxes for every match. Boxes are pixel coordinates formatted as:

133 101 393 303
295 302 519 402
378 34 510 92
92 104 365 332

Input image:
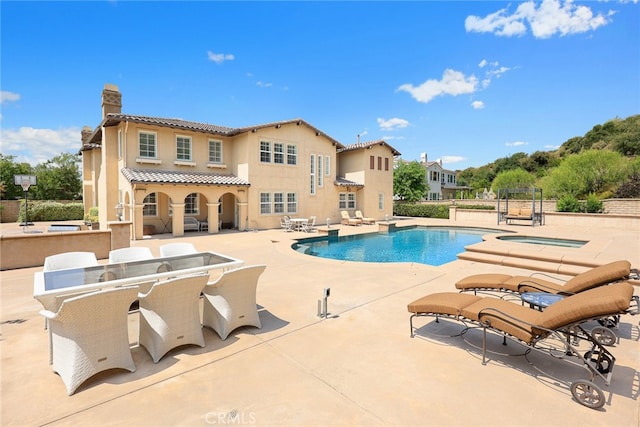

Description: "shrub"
84 206 99 223
556 195 581 212
455 204 495 210
17 201 84 222
584 194 603 213
393 203 449 219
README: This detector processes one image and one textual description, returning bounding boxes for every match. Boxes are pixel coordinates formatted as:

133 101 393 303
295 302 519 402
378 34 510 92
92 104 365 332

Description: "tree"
491 168 536 192
540 150 628 198
32 153 82 200
393 160 428 202
0 154 32 200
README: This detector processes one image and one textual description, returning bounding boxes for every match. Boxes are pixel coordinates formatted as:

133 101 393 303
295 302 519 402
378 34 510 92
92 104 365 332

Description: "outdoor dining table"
289 218 308 231
34 251 244 312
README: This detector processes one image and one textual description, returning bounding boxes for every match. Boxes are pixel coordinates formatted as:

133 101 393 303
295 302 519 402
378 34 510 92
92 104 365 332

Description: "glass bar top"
520 292 565 309
42 252 237 291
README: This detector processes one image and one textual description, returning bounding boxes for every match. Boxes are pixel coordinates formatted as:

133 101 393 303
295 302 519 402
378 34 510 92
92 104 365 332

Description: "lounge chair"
341 211 361 226
138 274 208 362
203 265 266 340
455 260 634 296
355 211 375 225
40 286 138 395
407 281 636 409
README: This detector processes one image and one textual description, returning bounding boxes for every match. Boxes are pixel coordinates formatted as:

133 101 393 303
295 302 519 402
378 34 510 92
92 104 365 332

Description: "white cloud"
1 91 20 103
441 156 466 165
506 140 528 147
382 135 406 141
397 69 478 104
465 0 612 39
377 117 409 131
256 81 272 88
0 126 81 165
544 144 561 149
471 100 485 109
207 51 235 64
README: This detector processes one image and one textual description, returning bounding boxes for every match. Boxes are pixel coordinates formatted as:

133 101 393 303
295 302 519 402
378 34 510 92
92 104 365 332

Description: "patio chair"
280 216 293 232
301 215 317 232
40 286 138 395
203 265 266 340
355 211 375 225
340 211 361 226
159 242 198 257
44 251 98 272
455 260 634 296
407 281 635 409
138 274 209 363
109 247 154 263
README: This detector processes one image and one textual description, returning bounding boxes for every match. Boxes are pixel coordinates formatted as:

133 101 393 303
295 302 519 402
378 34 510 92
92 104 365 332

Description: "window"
260 193 271 214
317 155 323 187
274 192 285 214
176 136 192 161
274 143 284 164
185 193 199 215
287 144 297 165
260 192 297 214
286 192 297 213
208 140 222 163
339 193 356 209
370 155 375 169
378 156 382 170
378 192 384 210
310 154 316 195
385 157 389 171
139 131 157 158
260 141 271 163
143 193 157 216
325 155 331 176
430 171 440 182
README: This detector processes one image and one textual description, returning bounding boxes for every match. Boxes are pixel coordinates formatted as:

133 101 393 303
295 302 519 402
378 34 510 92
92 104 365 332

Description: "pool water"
496 235 587 248
293 226 498 266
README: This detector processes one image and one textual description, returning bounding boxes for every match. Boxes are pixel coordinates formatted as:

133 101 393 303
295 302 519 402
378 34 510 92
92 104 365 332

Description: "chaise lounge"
355 210 375 225
455 260 634 296
341 211 362 226
407 281 636 409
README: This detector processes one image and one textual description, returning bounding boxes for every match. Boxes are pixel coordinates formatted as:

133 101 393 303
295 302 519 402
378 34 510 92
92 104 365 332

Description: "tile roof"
334 177 364 188
84 115 344 149
337 139 401 156
121 168 250 186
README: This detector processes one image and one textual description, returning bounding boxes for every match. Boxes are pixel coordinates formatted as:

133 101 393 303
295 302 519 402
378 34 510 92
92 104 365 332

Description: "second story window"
287 144 297 165
208 140 222 163
139 131 157 158
176 136 192 161
274 143 284 164
260 141 271 163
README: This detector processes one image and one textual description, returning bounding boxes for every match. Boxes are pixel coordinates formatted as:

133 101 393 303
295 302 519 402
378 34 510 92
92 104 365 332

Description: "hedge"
393 203 449 219
17 201 84 222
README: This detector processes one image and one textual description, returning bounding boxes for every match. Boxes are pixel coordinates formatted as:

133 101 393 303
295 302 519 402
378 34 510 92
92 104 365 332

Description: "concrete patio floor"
1 217 639 426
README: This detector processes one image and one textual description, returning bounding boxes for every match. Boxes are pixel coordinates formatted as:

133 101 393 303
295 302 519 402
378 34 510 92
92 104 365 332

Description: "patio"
1 217 639 426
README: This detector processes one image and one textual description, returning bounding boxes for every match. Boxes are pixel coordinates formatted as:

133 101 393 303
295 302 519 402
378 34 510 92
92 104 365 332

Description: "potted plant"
84 207 99 230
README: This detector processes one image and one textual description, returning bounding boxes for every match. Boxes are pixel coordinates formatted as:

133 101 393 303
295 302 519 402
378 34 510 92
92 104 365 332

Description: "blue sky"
1 0 639 170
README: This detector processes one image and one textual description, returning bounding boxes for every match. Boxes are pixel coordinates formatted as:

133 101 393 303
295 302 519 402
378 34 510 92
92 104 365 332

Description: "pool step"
457 243 601 276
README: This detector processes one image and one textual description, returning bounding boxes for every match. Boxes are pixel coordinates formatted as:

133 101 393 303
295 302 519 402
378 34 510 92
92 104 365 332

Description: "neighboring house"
80 84 400 239
419 153 466 200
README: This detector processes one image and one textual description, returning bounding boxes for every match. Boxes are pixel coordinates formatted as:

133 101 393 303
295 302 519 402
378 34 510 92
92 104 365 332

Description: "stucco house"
419 153 467 200
80 84 400 239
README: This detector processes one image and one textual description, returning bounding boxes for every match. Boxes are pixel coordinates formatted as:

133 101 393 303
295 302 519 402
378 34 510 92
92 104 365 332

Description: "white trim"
136 158 162 165
174 160 197 167
207 163 227 169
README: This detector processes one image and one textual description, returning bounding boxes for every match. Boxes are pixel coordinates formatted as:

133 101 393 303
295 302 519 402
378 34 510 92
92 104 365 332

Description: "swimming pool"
496 235 587 248
292 226 500 266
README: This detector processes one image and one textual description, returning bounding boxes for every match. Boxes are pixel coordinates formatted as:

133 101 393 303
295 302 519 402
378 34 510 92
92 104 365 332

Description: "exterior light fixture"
115 203 124 221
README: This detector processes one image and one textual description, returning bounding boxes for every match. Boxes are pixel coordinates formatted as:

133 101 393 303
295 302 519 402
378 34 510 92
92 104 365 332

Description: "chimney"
81 126 93 146
420 152 427 163
101 83 122 118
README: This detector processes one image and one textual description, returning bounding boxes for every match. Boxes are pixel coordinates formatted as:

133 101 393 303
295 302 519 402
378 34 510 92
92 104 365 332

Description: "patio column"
133 203 144 240
237 201 248 231
207 203 220 233
172 203 185 237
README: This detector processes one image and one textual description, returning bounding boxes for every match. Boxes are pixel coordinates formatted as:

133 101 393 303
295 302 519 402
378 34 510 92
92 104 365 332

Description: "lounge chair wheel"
597 315 619 329
583 350 613 374
570 380 605 409
590 327 617 347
